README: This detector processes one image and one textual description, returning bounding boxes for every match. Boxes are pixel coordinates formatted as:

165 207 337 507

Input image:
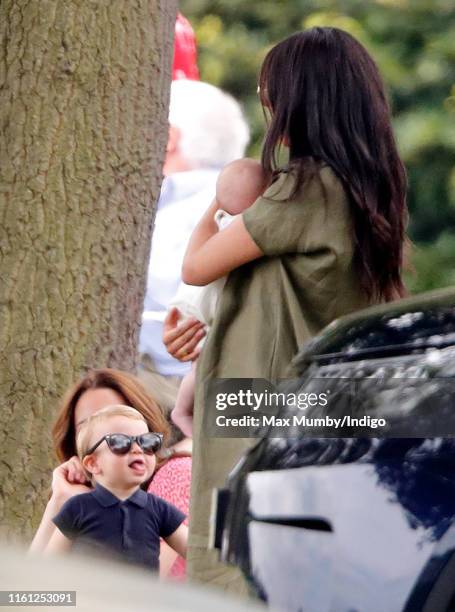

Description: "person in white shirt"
139 81 249 410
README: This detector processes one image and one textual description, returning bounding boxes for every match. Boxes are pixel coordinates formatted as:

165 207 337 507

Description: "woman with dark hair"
164 26 408 593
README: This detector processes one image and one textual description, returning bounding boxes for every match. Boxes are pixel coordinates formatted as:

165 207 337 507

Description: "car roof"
293 286 455 368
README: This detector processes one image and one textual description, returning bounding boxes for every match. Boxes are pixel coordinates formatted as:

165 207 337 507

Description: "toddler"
170 158 268 436
46 405 187 571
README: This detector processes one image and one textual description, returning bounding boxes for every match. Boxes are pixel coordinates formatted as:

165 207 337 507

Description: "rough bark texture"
0 0 178 539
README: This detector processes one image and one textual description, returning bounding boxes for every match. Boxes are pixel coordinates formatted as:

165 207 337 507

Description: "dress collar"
92 483 148 508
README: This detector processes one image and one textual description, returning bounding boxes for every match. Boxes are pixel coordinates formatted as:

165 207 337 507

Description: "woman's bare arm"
29 495 65 554
29 458 90 553
182 200 263 286
44 528 72 554
165 201 263 360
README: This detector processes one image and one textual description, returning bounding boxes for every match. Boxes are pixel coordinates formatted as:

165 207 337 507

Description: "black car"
215 287 455 612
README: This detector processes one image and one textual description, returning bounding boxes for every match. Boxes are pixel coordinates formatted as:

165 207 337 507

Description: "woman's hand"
30 457 91 554
51 457 91 503
163 307 206 362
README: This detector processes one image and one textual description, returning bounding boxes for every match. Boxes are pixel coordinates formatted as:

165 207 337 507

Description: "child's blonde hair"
76 405 147 460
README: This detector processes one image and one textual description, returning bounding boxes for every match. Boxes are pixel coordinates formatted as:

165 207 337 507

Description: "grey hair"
169 80 250 169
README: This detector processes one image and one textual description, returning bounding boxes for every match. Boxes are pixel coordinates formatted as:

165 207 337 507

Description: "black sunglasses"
84 432 163 457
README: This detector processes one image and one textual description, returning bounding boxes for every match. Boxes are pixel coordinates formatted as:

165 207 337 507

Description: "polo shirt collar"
92 483 148 508
127 487 148 508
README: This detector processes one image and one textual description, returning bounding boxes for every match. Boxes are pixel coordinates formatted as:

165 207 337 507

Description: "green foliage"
181 0 455 293
405 233 455 293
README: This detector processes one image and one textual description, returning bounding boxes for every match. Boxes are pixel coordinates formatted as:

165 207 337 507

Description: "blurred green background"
180 0 455 294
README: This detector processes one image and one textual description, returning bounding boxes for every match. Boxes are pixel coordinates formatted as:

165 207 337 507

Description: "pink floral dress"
148 455 192 579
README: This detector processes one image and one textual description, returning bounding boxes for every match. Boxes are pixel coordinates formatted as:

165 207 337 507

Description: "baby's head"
77 405 163 488
216 158 269 216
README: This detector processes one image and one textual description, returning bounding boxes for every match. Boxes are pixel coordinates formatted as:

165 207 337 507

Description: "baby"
46 405 187 571
170 158 268 436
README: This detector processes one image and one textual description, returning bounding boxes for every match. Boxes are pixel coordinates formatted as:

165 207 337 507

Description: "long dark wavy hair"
259 27 408 302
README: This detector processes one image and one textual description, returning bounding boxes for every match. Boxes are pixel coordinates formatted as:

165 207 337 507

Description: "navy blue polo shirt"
52 483 185 570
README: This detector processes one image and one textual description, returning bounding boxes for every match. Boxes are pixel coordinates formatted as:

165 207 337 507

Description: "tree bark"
0 0 178 539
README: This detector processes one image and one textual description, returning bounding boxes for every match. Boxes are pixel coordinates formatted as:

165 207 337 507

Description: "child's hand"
51 457 91 503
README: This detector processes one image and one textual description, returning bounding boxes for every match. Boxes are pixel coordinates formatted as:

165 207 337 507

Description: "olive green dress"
187 159 370 591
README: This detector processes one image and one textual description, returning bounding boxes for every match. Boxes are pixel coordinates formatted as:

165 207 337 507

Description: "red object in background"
173 13 200 81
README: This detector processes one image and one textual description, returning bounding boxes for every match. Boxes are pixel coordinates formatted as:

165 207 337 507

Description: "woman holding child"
164 27 408 591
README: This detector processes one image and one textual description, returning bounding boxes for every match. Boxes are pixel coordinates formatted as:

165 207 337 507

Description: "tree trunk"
0 0 178 539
